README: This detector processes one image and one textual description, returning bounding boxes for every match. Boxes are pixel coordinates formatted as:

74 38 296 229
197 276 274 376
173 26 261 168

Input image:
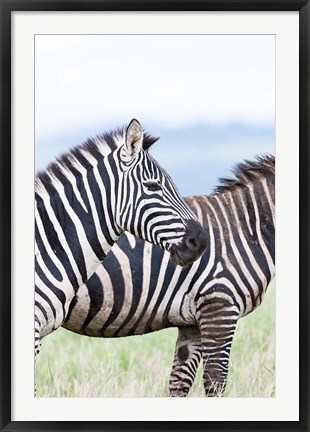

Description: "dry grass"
36 281 275 398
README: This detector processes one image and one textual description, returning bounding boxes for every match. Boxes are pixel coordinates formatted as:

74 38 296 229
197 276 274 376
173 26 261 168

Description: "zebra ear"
124 119 143 159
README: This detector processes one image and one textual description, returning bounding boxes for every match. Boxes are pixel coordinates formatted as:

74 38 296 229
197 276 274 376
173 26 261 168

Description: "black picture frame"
1 1 309 431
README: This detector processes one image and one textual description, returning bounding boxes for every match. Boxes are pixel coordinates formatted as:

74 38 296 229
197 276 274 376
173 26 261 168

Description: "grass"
36 280 275 398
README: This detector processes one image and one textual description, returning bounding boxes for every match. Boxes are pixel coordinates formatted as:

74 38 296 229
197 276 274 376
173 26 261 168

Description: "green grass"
36 281 275 398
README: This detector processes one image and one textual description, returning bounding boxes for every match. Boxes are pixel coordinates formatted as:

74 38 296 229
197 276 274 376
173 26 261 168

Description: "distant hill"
36 122 274 196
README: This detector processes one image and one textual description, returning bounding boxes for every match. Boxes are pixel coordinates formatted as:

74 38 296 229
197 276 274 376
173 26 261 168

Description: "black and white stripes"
62 154 275 397
35 119 207 357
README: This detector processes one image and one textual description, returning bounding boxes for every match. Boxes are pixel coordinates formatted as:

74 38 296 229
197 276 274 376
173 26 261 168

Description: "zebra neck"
186 176 275 267
214 182 272 243
35 160 123 288
239 177 275 252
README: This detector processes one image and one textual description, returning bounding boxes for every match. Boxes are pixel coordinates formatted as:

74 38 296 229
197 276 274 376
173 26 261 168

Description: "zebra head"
115 119 207 266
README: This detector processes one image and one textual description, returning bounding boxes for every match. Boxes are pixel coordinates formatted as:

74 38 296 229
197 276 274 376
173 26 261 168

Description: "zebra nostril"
185 237 200 251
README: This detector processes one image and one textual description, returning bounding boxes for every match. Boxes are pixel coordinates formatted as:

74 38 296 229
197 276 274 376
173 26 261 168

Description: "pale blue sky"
35 34 275 195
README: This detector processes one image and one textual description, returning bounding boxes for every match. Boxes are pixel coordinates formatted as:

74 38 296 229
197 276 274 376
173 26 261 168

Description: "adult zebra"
62 154 275 397
35 119 207 357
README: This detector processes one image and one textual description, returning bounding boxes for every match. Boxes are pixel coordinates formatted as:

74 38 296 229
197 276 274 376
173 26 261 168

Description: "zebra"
62 154 275 397
35 119 208 357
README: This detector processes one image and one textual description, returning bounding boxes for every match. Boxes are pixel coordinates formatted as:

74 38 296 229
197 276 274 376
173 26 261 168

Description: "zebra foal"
35 119 207 358
63 154 275 397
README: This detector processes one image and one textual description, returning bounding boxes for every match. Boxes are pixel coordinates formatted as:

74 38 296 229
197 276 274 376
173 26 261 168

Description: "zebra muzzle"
170 219 207 266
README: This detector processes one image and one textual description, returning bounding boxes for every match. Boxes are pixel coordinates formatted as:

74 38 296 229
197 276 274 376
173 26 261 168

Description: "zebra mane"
35 126 159 193
213 154 275 195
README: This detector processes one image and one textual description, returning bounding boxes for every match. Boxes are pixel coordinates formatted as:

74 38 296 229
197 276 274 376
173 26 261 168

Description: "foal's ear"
124 119 143 159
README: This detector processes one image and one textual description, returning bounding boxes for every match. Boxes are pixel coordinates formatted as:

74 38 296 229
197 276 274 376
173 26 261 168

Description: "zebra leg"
169 326 202 397
198 301 239 397
35 316 41 356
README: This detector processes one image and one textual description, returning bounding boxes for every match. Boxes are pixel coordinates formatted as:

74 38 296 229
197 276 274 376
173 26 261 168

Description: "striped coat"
63 154 275 396
35 119 207 358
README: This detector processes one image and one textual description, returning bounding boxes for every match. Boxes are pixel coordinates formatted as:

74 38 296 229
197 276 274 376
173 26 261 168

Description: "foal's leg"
197 299 239 397
169 326 202 397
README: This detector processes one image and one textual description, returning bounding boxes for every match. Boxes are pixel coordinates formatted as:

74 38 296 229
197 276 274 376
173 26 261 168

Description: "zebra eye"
144 181 162 192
